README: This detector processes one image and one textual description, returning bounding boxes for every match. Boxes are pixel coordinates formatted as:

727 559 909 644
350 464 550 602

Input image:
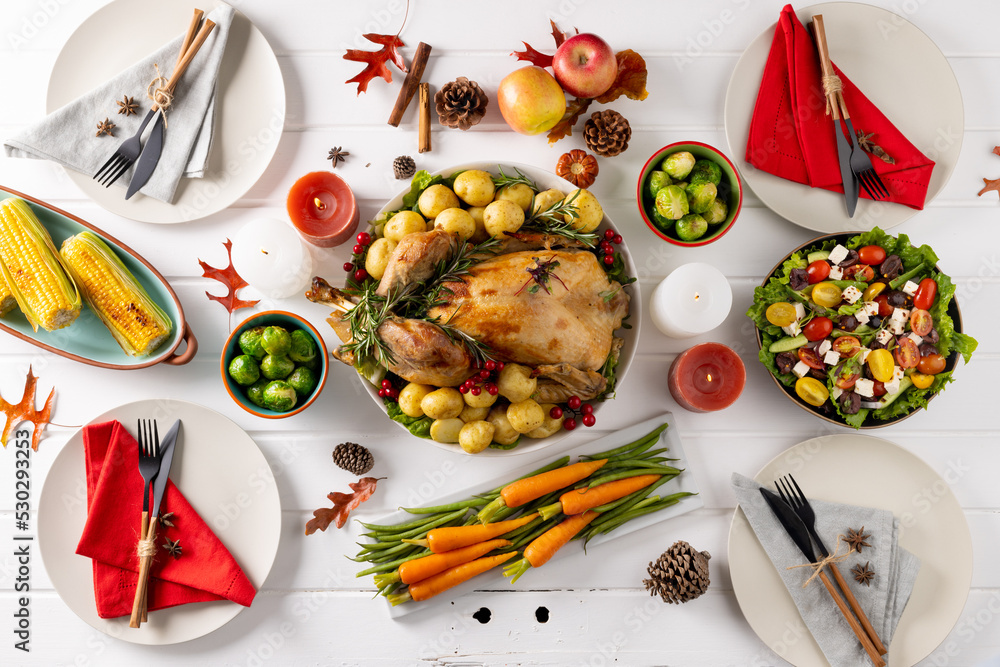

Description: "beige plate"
728 434 972 666
724 2 963 233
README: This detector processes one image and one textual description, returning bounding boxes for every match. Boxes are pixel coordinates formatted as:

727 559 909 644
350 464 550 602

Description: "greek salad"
747 228 978 428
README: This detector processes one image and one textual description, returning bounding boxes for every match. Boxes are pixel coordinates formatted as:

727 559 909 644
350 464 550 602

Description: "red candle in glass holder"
668 342 746 412
286 171 359 247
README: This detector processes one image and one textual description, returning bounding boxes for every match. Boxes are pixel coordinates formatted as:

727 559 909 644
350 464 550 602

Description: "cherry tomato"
844 264 875 282
872 380 887 397
858 245 887 265
766 302 798 327
909 309 933 336
834 365 860 389
913 278 938 310
873 294 893 318
811 282 842 308
911 372 935 389
806 260 831 284
832 336 861 357
795 377 830 407
803 316 833 341
894 337 920 369
862 282 886 302
797 346 825 370
867 348 895 383
917 353 946 375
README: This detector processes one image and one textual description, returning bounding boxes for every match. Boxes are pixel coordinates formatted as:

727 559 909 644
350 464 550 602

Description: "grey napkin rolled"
732 473 920 667
4 4 234 204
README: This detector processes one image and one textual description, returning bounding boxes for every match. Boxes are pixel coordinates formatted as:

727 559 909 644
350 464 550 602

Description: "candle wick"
314 197 327 211
694 292 701 301
260 248 269 255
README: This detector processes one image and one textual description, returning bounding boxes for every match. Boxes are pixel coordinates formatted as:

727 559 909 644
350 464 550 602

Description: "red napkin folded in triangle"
76 420 256 619
746 4 935 209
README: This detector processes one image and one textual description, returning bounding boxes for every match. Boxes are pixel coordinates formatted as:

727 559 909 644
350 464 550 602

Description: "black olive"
839 315 859 332
880 255 903 279
869 315 882 328
838 249 859 267
887 290 907 307
839 390 861 415
919 343 939 357
809 367 827 381
924 328 940 343
789 268 809 291
775 352 797 375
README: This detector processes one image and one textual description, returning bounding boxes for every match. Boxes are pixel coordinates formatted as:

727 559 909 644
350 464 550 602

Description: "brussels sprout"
646 170 673 199
263 380 298 412
654 185 689 220
288 366 317 396
260 326 291 356
676 214 709 242
704 198 729 225
689 159 722 186
228 354 260 386
688 182 718 215
238 327 267 359
261 354 295 380
660 151 696 180
247 379 269 407
288 329 318 363
651 209 675 233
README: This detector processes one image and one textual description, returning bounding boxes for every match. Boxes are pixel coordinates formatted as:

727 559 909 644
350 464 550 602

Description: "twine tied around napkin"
786 536 853 588
145 63 174 125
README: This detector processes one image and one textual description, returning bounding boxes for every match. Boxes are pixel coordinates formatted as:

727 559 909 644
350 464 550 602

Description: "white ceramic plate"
367 413 701 617
728 434 972 667
37 399 282 645
47 0 285 223
359 162 640 457
724 2 963 233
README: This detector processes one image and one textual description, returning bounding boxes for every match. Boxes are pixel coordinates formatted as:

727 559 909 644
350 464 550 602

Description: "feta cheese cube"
859 347 871 362
828 266 843 280
894 366 905 381
907 332 923 346
818 339 832 356
855 378 875 397
864 301 880 317
888 319 905 335
792 361 810 378
782 322 801 337
842 285 862 304
824 350 841 366
890 307 910 323
884 378 901 395
855 309 871 325
831 386 843 400
902 280 919 296
793 302 806 320
876 330 893 345
828 244 849 265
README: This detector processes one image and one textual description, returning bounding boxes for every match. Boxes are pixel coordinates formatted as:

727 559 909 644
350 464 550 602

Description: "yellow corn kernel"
0 273 15 316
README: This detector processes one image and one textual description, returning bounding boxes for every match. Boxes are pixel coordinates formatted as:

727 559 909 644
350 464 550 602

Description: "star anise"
327 146 350 168
856 130 895 164
162 538 183 559
852 561 875 586
116 95 138 116
514 255 568 296
159 511 175 528
843 526 872 553
95 118 116 137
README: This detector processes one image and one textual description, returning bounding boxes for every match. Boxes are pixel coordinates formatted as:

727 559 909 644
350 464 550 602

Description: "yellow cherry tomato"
866 348 895 383
811 282 843 308
910 372 934 389
766 302 798 327
862 282 886 302
795 377 830 407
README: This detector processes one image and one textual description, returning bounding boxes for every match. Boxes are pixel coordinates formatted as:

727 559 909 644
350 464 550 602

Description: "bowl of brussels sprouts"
221 310 329 418
637 141 742 247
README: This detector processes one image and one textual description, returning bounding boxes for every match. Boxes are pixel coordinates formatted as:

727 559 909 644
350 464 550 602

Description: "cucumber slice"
807 250 831 263
873 376 914 410
769 334 808 353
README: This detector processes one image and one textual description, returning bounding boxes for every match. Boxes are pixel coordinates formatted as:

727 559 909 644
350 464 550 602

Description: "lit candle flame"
694 291 701 301
705 373 713 382
314 197 326 211
260 248 269 255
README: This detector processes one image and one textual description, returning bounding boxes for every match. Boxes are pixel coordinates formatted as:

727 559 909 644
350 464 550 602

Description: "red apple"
552 33 618 99
497 66 567 135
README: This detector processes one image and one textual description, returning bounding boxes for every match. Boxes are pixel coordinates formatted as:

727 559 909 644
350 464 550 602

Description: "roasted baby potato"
434 208 476 240
420 387 464 419
564 188 603 233
398 382 434 418
496 183 534 212
507 399 545 433
364 237 397 280
418 184 460 218
487 404 519 446
453 170 496 207
459 404 490 423
459 420 495 454
497 363 536 403
484 200 525 238
430 418 464 443
525 403 562 438
384 210 427 242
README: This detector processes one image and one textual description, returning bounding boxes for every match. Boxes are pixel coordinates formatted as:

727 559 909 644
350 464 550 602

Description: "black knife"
150 419 180 519
124 114 163 200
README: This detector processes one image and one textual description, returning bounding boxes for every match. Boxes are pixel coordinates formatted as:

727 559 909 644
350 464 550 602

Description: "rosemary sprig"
397 237 502 319
341 282 398 367
431 308 495 366
492 165 537 192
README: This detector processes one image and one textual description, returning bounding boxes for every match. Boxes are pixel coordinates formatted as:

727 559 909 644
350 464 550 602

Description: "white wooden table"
2 1 999 664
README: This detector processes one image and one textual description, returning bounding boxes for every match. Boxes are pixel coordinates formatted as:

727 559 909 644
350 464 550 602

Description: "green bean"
890 263 925 290
591 493 694 536
589 478 672 527
354 552 428 577
605 440 661 463
384 509 467 540
500 515 544 541
583 423 667 460
584 468 676 489
510 517 561 550
400 497 488 515
359 513 447 532
360 541 418 562
590 476 669 515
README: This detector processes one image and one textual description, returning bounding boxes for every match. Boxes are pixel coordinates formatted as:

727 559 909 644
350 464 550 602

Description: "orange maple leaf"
547 97 593 144
1 366 55 451
977 177 1000 198
344 34 408 95
992 146 1000 158
305 477 384 534
198 239 259 317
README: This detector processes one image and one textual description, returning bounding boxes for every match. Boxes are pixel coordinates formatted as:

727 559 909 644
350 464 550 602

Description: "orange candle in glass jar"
287 171 359 247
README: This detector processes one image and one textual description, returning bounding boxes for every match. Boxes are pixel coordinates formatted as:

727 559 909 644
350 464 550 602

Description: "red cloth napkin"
746 4 935 209
76 420 256 619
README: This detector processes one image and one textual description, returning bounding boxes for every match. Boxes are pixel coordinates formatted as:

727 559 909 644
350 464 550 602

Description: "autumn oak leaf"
978 177 1000 198
547 97 593 144
305 477 383 534
198 239 259 316
1 366 55 451
993 146 1000 158
344 34 408 95
595 50 649 104
511 42 554 69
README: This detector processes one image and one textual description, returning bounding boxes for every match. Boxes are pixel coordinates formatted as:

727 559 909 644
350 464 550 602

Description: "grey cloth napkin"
732 473 920 667
4 4 234 204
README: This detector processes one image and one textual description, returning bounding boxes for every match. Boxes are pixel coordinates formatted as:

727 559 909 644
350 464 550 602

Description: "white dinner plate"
47 0 285 223
37 399 282 645
728 434 972 667
724 2 963 233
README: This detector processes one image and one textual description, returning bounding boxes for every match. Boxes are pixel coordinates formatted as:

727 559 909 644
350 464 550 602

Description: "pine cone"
584 109 631 157
434 77 489 131
332 442 374 475
643 541 711 604
393 155 416 180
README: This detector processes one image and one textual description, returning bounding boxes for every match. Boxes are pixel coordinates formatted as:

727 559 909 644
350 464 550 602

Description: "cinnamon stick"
418 83 431 153
388 42 432 127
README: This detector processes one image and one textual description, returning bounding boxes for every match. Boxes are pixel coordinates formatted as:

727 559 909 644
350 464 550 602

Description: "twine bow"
145 63 173 126
786 534 854 588
821 74 843 116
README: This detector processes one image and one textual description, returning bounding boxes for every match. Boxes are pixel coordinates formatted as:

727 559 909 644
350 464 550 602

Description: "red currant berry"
581 403 594 415
343 262 354 272
484 360 496 371
378 389 386 397
387 389 398 399
478 370 490 380
495 362 505 371
486 384 499 396
381 379 392 389
471 386 482 396
601 242 613 254
603 255 615 266
549 406 563 419
582 414 596 427
567 395 582 410
604 229 615 240
357 232 371 245
563 417 578 430
355 268 370 281
459 385 469 394
353 244 364 254
613 234 623 244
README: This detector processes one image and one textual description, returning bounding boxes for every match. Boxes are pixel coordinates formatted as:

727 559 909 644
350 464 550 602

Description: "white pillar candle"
649 262 732 338
231 218 313 299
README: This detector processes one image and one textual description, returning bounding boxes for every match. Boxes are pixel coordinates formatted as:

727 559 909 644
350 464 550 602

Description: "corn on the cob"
0 198 80 331
0 273 15 316
60 232 172 356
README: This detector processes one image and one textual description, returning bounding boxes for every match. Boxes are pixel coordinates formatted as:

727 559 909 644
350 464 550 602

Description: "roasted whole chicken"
307 229 630 401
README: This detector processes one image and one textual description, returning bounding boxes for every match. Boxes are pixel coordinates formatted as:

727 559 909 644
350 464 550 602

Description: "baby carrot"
538 474 662 520
402 513 538 553
373 538 511 588
387 552 516 605
504 511 599 583
477 459 608 523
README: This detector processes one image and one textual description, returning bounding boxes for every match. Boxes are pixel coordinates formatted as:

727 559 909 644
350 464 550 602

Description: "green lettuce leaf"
399 170 443 212
489 438 521 450
746 280 789 337
873 372 953 421
759 331 795 387
384 398 433 438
